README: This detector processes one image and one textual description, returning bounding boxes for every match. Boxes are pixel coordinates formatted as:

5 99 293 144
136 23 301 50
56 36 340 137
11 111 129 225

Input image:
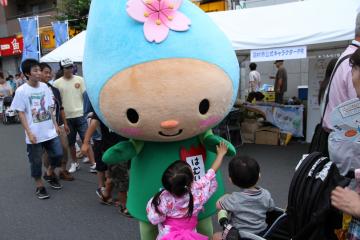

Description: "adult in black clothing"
39 63 74 181
270 60 287 104
81 110 130 216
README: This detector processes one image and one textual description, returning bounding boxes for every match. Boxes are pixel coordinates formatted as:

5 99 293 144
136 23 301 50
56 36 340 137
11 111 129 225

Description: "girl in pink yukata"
146 142 228 240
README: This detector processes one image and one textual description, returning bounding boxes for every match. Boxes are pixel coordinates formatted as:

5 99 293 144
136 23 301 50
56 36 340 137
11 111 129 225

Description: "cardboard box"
241 119 261 143
255 126 279 145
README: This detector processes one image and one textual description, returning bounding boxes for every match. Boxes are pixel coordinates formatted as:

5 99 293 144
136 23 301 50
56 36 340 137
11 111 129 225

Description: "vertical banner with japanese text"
52 21 69 47
19 16 40 61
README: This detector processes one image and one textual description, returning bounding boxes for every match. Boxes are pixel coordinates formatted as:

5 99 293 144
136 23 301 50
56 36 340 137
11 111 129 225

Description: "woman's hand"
331 187 360 218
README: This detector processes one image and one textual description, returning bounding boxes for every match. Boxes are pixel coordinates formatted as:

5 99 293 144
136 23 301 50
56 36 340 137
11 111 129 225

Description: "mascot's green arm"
201 129 236 156
102 139 144 165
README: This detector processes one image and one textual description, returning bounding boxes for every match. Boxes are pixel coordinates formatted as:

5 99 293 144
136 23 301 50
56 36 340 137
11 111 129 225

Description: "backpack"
287 152 350 240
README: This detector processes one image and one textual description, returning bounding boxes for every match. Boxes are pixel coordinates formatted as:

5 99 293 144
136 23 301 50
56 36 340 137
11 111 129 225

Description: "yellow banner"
40 27 81 51
191 0 226 12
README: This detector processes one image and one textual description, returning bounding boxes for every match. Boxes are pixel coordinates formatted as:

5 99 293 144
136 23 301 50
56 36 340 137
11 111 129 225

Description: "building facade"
0 0 60 75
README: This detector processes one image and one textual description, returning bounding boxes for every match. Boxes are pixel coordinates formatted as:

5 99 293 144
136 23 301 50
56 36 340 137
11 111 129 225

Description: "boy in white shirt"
11 59 63 199
249 63 261 93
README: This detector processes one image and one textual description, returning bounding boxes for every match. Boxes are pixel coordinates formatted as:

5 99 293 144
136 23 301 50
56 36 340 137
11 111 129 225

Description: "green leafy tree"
57 0 91 30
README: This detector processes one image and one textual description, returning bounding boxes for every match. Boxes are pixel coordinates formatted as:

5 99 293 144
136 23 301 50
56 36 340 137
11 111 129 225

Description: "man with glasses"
54 58 96 173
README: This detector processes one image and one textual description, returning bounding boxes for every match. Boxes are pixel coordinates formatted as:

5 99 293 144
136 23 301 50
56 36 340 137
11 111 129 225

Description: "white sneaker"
89 163 97 173
69 162 80 173
82 157 90 163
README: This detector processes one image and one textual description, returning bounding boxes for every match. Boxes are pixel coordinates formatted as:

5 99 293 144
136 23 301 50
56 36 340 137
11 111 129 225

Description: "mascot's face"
100 58 233 142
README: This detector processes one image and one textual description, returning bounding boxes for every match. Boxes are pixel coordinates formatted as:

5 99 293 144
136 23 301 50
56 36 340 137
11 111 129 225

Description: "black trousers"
275 92 284 104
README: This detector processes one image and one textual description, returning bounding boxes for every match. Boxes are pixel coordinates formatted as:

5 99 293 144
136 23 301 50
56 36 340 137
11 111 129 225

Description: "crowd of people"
9 58 131 215
3 9 360 240
0 71 27 98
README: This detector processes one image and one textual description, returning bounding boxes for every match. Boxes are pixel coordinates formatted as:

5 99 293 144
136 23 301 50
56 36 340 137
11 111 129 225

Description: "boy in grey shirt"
214 156 275 238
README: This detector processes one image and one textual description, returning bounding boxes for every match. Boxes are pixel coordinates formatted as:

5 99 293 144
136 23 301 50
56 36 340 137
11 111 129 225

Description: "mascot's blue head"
84 0 239 142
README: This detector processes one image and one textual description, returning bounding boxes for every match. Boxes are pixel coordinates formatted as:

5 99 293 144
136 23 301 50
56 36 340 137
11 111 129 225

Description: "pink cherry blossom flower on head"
126 0 191 43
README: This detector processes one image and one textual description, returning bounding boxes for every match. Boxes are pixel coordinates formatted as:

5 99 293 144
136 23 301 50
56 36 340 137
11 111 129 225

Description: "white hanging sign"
250 46 307 62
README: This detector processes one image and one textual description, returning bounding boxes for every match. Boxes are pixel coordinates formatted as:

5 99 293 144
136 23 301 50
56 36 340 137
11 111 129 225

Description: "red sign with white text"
0 36 23 57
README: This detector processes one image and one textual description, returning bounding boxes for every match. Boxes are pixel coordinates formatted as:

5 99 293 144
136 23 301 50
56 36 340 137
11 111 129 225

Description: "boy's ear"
259 173 261 180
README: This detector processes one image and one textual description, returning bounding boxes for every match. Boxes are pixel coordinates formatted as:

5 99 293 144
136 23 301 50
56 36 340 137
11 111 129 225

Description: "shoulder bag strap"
321 52 356 123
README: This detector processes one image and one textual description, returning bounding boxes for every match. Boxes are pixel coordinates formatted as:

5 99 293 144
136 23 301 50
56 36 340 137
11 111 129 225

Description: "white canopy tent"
208 0 359 51
41 31 86 62
41 0 360 63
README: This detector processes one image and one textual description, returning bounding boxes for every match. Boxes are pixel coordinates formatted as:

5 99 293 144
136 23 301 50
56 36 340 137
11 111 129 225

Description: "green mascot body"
83 0 240 239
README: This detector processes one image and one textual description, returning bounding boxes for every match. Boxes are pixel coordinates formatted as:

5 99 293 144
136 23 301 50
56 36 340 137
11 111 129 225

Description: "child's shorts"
109 162 129 192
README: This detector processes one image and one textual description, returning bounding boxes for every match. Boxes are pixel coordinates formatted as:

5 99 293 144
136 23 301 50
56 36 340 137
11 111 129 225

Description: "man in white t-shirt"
249 63 261 93
54 58 96 173
11 59 64 199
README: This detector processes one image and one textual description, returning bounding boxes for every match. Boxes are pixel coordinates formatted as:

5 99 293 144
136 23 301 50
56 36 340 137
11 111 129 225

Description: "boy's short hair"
39 62 52 71
21 59 40 79
249 62 257 71
229 156 260 188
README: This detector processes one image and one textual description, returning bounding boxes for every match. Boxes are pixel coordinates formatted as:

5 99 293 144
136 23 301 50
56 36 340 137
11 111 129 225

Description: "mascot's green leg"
139 221 158 240
197 217 214 238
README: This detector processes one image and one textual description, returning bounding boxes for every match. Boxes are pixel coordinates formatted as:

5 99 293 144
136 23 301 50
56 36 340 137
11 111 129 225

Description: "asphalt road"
0 123 308 240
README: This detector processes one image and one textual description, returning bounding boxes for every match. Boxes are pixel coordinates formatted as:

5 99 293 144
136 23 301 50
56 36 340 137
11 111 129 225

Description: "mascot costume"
83 0 239 239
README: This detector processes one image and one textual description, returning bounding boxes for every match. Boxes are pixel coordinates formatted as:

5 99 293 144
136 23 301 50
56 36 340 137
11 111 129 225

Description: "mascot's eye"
199 99 210 115
127 108 139 124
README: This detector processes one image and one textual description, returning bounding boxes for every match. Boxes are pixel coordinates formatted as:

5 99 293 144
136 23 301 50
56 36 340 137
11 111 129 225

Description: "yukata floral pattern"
146 169 217 239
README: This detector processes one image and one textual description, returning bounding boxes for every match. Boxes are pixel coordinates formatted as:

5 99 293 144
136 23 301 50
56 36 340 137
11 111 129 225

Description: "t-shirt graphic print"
29 92 52 123
11 82 58 144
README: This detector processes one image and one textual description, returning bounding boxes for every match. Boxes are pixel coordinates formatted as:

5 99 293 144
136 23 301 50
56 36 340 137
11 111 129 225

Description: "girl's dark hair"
152 161 194 218
318 58 338 105
350 48 360 68
229 156 260 188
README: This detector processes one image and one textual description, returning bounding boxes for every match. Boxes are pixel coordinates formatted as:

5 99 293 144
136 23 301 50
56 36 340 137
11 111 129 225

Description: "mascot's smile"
159 129 183 137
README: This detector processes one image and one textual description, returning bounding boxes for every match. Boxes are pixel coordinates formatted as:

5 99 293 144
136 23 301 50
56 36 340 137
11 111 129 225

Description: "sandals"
96 188 112 205
118 204 132 218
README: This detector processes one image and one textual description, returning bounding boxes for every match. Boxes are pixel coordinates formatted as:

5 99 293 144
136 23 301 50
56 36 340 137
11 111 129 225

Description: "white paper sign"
186 155 205 181
331 98 360 142
251 46 307 62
